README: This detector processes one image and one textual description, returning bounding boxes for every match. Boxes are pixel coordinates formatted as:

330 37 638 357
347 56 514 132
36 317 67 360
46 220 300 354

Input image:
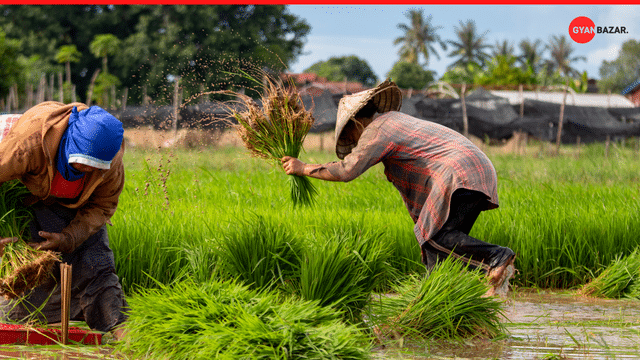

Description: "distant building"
622 79 640 107
282 73 367 96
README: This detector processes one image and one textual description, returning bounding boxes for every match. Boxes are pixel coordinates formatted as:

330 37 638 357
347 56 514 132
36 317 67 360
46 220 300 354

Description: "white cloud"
587 43 621 66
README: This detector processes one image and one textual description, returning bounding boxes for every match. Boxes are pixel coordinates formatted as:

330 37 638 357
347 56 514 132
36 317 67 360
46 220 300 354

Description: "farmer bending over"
281 80 516 296
0 102 128 334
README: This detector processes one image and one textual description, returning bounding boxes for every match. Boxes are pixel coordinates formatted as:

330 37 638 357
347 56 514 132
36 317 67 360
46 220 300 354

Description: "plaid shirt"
325 111 498 246
0 114 20 144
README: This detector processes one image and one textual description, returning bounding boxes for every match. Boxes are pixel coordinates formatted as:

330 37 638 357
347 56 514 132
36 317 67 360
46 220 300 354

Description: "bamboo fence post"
519 84 524 119
576 136 581 159
605 134 611 159
37 75 46 103
26 83 33 109
58 72 64 102
71 85 76 103
111 85 116 109
86 69 100 107
461 83 468 138
60 263 72 345
142 84 149 105
7 86 15 113
555 82 569 155
48 73 54 101
122 88 128 110
173 76 181 137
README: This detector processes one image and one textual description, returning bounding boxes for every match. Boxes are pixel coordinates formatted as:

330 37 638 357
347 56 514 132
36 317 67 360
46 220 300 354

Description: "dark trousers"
421 189 514 273
0 203 128 332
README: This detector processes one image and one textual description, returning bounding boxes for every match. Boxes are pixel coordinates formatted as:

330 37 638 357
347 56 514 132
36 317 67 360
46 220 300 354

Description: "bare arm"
281 156 342 182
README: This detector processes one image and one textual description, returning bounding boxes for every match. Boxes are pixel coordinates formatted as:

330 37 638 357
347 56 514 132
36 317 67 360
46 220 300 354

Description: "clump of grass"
0 180 61 299
580 249 640 299
213 215 303 291
230 70 317 206
372 256 505 340
117 278 372 360
294 230 393 323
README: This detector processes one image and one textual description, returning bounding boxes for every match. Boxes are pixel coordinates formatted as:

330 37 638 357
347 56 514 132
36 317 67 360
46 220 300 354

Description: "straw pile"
230 70 318 206
0 180 60 299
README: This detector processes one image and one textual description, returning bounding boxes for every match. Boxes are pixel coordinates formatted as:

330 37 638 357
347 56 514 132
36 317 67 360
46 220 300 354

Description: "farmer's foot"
484 254 515 298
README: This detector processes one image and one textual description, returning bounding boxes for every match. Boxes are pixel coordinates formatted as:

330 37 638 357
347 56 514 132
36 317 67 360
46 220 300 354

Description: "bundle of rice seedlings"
213 215 303 291
0 180 60 299
230 70 317 206
372 256 506 340
117 278 372 360
294 231 388 323
580 249 640 299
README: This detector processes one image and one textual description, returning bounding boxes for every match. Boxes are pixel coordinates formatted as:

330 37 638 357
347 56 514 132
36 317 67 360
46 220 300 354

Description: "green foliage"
213 215 303 291
581 249 640 299
474 55 537 86
393 9 446 67
89 72 121 107
118 278 372 360
374 257 505 340
439 63 482 84
304 55 378 86
54 44 81 65
386 61 435 90
446 20 492 69
0 29 22 99
0 5 310 104
0 180 33 240
598 39 640 94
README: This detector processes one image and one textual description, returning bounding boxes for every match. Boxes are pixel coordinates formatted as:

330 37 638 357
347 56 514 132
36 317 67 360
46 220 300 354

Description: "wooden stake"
58 72 64 102
605 134 611 159
461 83 468 138
555 82 569 155
576 136 581 159
60 263 72 345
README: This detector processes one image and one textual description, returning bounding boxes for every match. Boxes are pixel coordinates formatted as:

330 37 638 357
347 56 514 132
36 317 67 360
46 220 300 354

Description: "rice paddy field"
3 130 640 359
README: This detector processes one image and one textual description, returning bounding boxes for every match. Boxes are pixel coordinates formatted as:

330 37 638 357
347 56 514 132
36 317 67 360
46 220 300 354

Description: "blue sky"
285 5 640 81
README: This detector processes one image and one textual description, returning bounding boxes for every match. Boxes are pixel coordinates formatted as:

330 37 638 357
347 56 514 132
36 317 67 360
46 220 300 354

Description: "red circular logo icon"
569 16 596 43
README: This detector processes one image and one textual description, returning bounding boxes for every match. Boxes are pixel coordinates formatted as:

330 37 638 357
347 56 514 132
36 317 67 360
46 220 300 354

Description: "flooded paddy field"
2 290 638 359
376 290 640 359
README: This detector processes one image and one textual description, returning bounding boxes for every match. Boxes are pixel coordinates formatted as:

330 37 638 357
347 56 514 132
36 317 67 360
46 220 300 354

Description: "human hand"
281 156 305 176
0 237 19 257
29 231 66 252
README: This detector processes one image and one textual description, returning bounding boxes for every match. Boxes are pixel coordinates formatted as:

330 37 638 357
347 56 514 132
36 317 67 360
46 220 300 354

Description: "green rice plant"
294 230 390 323
372 256 505 340
117 277 372 360
213 215 303 291
0 180 60 299
230 70 317 206
580 249 640 299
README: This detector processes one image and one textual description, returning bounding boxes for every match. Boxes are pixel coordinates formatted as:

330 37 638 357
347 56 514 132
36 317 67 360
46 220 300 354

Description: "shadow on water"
375 289 640 359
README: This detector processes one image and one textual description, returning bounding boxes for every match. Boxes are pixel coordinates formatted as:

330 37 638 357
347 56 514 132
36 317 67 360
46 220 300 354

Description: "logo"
569 16 628 44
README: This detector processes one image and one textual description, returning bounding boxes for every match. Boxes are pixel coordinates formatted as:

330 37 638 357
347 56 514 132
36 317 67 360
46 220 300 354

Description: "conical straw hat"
335 80 402 159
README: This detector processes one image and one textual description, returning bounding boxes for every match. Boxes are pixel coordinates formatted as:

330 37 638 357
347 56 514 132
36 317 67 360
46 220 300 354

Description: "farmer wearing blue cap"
0 101 128 335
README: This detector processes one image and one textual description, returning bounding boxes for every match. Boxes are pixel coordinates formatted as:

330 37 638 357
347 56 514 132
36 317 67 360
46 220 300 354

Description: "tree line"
307 9 639 95
0 5 310 108
1 6 638 111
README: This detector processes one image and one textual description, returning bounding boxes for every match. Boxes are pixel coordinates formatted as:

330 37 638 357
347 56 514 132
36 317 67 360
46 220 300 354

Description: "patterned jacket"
0 102 125 253
323 111 498 246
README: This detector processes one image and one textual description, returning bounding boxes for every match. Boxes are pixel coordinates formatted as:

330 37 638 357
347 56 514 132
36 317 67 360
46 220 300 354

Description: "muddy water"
2 290 639 359
376 289 640 359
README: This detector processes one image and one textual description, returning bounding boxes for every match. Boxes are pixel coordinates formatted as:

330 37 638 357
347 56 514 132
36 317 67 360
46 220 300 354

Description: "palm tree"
447 20 492 69
491 40 515 58
518 38 545 73
546 35 586 77
393 9 446 67
89 34 121 75
55 45 81 85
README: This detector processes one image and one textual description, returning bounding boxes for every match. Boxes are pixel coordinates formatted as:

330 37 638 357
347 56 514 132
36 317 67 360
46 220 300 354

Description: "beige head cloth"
334 80 402 159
